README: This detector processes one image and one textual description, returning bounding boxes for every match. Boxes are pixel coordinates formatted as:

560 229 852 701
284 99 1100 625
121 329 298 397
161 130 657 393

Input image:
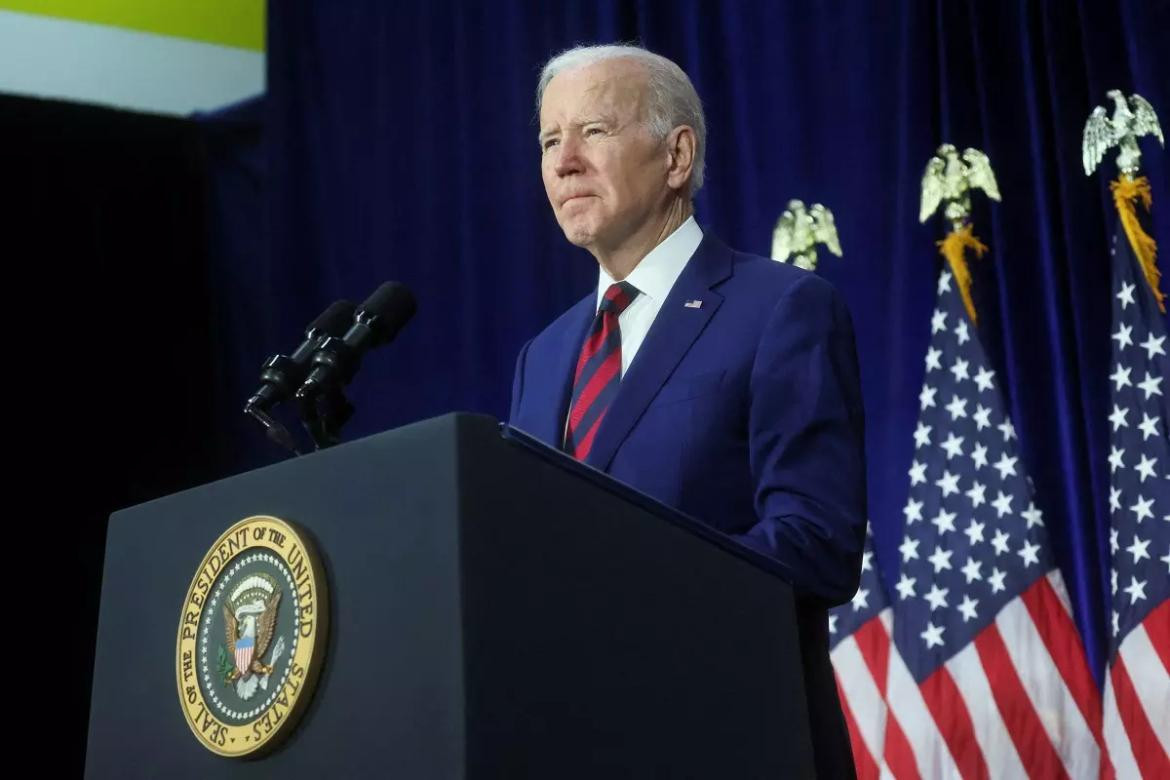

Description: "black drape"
5 94 225 772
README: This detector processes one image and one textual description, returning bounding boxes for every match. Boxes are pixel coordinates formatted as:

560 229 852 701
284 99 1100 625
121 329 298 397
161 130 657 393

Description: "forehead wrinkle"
539 111 618 139
582 70 648 123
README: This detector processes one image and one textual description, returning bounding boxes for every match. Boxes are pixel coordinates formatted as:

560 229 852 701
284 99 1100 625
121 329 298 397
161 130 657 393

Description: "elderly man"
509 44 866 776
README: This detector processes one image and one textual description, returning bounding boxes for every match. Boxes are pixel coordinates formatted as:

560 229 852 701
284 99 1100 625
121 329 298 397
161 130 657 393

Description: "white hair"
536 44 707 193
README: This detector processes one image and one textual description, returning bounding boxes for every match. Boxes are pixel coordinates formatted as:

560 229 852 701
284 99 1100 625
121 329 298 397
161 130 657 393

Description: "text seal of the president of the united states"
175 515 328 757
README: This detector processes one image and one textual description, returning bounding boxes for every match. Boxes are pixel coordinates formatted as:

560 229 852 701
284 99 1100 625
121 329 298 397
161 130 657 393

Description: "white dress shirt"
596 216 704 377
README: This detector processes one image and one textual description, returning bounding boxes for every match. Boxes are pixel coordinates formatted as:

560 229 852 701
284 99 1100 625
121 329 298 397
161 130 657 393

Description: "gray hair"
536 44 707 193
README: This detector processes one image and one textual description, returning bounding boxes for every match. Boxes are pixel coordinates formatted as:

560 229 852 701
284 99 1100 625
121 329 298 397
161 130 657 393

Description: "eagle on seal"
223 591 281 681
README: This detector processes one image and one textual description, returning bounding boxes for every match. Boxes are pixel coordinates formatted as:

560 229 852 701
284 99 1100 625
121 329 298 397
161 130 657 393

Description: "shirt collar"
596 216 704 309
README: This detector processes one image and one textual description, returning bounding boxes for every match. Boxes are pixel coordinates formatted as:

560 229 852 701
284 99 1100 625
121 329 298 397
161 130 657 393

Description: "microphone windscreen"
310 300 357 336
360 282 417 345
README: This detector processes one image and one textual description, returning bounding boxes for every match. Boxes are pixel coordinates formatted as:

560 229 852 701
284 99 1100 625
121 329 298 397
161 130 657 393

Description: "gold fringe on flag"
1111 175 1164 313
937 224 988 325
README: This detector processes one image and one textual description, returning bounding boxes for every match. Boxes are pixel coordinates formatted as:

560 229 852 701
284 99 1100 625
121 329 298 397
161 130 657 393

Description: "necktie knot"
599 281 640 317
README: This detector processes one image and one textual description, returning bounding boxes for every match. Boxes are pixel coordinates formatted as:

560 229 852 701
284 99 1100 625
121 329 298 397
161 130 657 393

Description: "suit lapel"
584 234 734 471
527 294 595 447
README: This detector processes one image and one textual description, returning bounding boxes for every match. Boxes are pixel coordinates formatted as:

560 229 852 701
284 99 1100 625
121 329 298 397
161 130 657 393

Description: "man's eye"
542 139 559 151
585 127 604 137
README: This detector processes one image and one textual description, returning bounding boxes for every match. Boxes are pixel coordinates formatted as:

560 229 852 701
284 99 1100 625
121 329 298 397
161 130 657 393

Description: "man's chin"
562 232 594 248
558 221 600 249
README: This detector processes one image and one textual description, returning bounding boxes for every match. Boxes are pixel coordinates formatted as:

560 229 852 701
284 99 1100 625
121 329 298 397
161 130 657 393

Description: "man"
510 44 866 777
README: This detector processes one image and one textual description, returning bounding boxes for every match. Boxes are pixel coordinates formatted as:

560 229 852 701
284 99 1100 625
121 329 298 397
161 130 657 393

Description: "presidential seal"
175 515 328 757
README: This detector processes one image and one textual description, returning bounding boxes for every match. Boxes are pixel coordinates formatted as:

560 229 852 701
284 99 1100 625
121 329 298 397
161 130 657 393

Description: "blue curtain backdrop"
201 0 1170 684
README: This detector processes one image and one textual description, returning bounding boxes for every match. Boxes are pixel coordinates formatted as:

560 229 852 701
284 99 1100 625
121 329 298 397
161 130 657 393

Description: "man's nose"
553 135 585 177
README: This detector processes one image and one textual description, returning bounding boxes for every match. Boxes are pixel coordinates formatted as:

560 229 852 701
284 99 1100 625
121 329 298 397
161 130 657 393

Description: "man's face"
539 59 670 254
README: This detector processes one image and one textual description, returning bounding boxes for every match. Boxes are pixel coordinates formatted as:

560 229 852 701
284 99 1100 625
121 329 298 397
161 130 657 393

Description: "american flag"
1102 227 1170 778
872 267 1106 777
830 526 919 778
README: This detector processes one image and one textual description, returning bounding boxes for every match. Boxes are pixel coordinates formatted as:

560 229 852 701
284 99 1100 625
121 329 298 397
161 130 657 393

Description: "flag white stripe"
885 643 960 778
1103 674 1143 780
875 609 899 780
996 596 1101 778
944 641 1027 778
1045 570 1075 615
832 634 888 769
1119 623 1170 757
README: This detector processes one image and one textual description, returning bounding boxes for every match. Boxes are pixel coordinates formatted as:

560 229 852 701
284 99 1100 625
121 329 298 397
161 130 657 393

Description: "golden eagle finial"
771 199 843 272
919 144 1001 232
1083 89 1164 178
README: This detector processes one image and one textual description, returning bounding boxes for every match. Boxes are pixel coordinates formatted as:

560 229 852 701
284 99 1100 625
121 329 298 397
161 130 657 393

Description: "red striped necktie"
564 281 641 460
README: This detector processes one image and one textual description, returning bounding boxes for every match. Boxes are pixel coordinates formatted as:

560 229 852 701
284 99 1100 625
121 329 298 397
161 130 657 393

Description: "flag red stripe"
843 616 920 779
836 670 880 780
1143 600 1170 676
882 706 922 780
1019 578 1108 753
920 667 989 780
1111 651 1170 778
973 624 1068 780
854 616 892 696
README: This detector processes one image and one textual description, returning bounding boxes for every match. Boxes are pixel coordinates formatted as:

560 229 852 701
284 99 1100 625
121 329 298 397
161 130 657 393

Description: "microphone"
295 281 417 404
245 300 358 413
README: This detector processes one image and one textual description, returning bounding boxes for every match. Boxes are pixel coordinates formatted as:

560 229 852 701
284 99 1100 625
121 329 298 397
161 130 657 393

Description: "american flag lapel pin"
684 299 703 309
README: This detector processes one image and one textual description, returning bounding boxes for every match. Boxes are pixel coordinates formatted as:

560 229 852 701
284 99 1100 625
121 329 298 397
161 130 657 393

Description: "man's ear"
665 126 696 192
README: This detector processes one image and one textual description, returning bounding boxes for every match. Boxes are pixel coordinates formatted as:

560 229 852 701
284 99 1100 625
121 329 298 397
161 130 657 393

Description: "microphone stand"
298 387 354 450
243 401 304 456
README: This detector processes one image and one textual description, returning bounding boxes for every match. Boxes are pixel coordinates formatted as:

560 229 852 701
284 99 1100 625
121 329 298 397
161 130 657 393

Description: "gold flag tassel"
937 224 988 325
1111 175 1164 313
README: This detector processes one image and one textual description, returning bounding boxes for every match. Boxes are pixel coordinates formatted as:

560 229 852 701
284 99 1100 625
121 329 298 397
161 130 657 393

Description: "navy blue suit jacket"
509 233 866 775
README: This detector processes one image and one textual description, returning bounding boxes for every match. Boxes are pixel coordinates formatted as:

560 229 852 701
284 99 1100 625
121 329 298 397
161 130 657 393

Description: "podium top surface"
115 412 793 585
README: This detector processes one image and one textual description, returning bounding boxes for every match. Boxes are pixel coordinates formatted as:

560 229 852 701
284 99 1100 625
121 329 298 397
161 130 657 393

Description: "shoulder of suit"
723 247 840 302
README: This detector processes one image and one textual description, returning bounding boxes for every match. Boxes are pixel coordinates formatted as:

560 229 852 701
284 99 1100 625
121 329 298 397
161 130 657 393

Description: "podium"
86 413 815 777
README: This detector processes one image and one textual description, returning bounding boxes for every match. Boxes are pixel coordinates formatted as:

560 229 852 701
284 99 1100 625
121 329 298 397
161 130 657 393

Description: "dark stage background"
9 0 1166 772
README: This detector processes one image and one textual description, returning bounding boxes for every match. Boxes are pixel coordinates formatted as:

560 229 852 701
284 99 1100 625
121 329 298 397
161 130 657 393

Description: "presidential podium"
86 413 814 778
